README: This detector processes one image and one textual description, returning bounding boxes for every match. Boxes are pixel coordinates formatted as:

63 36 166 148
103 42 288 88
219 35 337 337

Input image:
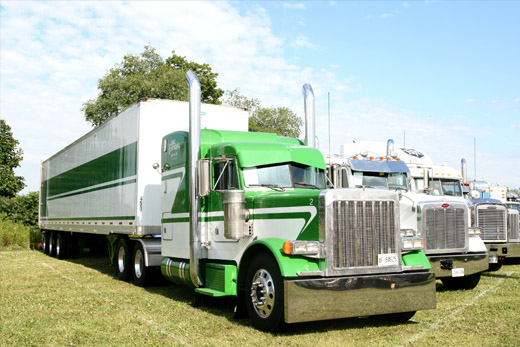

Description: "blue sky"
1 1 519 193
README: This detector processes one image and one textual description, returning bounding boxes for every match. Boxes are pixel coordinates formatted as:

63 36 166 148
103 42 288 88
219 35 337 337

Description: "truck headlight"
400 229 421 238
283 240 322 257
401 237 424 251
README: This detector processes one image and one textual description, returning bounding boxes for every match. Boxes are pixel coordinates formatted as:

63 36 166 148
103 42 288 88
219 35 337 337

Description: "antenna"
328 92 331 165
403 130 406 148
474 137 477 182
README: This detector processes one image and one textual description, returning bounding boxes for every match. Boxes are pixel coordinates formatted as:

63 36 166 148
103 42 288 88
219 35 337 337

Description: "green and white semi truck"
39 71 435 331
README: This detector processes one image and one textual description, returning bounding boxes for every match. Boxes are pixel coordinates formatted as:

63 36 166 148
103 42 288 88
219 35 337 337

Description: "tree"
249 107 303 138
82 46 223 127
222 89 302 138
0 119 25 197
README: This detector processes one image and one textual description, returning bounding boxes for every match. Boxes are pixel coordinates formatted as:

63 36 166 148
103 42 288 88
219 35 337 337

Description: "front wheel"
245 253 284 332
441 272 481 290
488 258 504 272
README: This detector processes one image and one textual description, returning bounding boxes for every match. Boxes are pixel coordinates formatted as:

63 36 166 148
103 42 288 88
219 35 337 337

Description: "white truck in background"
460 163 520 269
327 140 488 290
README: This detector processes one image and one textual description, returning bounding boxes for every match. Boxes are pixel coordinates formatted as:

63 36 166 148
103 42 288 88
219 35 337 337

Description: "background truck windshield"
415 178 462 196
243 163 326 189
352 171 408 190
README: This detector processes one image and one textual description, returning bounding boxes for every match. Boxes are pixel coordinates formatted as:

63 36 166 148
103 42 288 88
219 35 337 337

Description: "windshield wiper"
294 182 321 189
248 184 286 192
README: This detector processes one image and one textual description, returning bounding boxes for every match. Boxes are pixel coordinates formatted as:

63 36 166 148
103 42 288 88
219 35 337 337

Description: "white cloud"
290 35 316 49
514 98 520 103
283 3 306 10
466 98 476 103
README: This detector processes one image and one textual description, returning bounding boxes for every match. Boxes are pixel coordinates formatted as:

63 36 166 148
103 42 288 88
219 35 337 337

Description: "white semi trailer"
327 140 488 290
39 72 436 331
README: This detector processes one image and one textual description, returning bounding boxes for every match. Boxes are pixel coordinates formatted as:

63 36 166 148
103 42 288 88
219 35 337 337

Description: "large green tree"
222 88 302 138
0 119 25 197
82 46 223 126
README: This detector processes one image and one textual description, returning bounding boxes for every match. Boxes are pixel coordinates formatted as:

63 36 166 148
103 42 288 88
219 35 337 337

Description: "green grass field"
1 250 519 346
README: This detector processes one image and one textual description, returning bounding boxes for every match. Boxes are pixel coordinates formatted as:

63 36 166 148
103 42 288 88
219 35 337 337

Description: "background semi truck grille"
331 200 396 268
477 207 507 241
508 211 519 241
424 207 466 251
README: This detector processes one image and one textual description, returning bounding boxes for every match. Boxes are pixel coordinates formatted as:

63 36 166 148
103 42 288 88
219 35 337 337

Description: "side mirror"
197 159 211 197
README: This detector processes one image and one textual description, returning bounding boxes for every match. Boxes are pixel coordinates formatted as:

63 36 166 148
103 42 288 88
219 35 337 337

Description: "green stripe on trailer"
41 216 135 221
47 178 136 201
46 142 137 198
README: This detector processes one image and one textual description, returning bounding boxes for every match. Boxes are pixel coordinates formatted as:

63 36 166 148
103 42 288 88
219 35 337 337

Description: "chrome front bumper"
284 271 436 324
427 253 488 278
508 243 520 258
485 243 510 257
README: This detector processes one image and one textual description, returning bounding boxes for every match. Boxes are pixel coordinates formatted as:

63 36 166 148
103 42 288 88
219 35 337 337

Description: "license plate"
378 253 398 266
489 256 498 264
452 268 464 277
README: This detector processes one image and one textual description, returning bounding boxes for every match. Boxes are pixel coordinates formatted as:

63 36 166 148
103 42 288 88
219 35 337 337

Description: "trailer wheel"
56 232 68 260
245 253 284 332
116 238 132 281
49 231 57 257
42 231 50 255
132 242 149 287
441 272 481 290
488 259 504 272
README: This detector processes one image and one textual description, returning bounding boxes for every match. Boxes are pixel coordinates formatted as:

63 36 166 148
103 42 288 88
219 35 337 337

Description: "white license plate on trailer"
452 268 464 277
378 253 398 266
489 256 498 264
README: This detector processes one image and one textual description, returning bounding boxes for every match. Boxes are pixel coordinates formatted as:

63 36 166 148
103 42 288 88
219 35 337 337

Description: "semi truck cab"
328 140 488 290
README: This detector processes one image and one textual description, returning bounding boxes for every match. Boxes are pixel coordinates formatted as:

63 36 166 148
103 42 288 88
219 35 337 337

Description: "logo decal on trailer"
400 148 424 158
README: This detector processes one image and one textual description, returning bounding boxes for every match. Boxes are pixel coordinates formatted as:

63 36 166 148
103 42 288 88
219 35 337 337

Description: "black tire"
488 259 504 272
42 231 50 255
56 232 68 260
132 242 150 287
116 238 132 281
49 231 57 257
245 253 284 332
377 311 416 323
441 272 481 290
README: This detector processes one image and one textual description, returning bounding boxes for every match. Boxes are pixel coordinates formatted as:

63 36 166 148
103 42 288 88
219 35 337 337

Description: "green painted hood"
200 130 325 170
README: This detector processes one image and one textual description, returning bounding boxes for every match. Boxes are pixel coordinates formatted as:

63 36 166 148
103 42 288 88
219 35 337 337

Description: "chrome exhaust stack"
302 83 316 148
461 158 467 184
186 70 202 288
386 139 395 158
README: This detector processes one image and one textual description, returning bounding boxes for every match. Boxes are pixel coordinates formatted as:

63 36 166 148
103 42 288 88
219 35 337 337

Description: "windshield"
419 178 462 196
243 163 326 189
352 171 409 190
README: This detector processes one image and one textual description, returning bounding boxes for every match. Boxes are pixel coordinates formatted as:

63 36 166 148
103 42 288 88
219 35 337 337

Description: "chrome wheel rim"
56 237 61 256
134 249 143 279
250 268 275 318
118 246 126 273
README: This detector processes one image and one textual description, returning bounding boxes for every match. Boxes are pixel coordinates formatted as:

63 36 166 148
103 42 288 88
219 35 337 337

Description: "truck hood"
246 189 321 241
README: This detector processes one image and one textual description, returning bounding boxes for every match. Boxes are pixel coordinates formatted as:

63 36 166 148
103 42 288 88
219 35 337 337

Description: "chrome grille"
508 210 519 241
331 200 396 268
477 206 507 241
424 207 466 251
